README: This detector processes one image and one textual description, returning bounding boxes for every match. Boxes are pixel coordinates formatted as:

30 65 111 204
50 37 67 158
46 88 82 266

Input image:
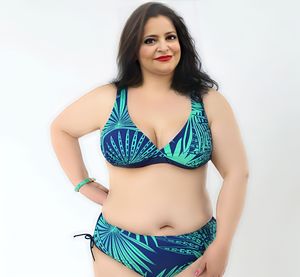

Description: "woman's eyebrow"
144 31 176 38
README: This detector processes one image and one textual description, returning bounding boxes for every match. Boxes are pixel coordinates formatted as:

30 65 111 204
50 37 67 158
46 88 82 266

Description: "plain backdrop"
1 0 299 276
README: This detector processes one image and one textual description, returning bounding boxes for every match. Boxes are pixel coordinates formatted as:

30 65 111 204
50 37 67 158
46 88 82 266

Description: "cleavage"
126 91 192 150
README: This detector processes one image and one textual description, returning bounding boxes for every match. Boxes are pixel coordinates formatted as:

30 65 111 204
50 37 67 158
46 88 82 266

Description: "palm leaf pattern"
100 87 212 169
92 213 217 276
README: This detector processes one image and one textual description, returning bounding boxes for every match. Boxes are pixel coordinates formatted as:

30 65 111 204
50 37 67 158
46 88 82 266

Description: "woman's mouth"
154 55 172 62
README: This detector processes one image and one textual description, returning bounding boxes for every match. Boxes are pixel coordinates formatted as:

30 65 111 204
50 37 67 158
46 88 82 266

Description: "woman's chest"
128 95 191 150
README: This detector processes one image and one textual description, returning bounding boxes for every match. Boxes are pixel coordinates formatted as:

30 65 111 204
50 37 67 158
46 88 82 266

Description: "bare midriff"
101 162 213 236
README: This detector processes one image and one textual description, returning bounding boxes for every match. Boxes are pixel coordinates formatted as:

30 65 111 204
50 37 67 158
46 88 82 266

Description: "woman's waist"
108 177 207 196
105 180 210 210
101 194 213 236
108 164 207 185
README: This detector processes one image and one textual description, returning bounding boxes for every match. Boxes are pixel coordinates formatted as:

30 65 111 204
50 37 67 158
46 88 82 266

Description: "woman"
50 2 249 277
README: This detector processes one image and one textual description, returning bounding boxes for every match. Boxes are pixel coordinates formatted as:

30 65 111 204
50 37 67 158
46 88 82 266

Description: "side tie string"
73 233 95 261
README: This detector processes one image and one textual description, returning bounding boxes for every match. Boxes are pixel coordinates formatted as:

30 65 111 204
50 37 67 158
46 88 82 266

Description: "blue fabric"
100 86 213 169
74 212 217 276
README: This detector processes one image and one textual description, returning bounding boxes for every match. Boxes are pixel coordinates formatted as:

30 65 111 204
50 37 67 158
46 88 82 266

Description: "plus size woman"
50 2 249 277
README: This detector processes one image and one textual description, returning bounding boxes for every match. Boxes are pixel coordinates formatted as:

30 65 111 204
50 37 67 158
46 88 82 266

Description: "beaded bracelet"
74 177 96 192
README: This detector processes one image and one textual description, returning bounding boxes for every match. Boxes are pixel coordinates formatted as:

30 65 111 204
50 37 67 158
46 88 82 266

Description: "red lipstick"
154 55 172 61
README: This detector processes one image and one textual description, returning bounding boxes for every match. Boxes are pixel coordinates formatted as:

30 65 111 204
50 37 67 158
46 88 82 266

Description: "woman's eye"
144 35 177 44
168 35 177 40
144 38 155 44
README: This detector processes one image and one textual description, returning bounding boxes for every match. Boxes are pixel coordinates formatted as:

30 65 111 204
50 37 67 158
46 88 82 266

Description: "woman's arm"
205 90 249 247
50 125 109 205
191 89 249 277
214 172 248 248
50 84 114 205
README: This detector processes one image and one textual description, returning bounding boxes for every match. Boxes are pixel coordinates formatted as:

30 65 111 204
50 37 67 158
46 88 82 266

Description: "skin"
137 15 181 92
51 15 249 277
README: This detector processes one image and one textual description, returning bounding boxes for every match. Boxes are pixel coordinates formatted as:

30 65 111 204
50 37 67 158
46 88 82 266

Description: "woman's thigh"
92 246 142 277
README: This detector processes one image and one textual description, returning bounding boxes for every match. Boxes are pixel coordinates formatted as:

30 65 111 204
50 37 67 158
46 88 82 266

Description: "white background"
1 0 299 276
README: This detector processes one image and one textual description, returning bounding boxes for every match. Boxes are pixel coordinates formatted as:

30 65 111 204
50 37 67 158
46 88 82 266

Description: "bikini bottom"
74 212 217 276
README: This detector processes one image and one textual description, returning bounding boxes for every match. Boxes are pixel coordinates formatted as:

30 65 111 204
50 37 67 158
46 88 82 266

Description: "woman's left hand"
194 239 231 277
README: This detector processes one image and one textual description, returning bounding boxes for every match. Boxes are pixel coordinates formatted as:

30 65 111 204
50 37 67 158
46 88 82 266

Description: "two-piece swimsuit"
74 86 217 276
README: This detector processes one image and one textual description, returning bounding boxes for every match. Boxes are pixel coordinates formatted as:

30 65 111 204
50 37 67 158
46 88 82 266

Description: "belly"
102 163 213 236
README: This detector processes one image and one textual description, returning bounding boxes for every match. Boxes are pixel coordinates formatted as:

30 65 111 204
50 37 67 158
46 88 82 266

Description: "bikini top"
100 86 213 169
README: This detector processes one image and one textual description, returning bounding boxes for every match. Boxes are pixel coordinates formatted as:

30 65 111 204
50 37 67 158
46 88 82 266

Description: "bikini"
100 86 213 169
73 86 217 276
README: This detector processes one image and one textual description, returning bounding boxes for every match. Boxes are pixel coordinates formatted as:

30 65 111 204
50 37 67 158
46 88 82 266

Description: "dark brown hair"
109 1 219 102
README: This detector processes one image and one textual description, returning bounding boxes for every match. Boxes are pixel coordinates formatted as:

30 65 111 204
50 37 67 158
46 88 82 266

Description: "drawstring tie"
73 233 95 261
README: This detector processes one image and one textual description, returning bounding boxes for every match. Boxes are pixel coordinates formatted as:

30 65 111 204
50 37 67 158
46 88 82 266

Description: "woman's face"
138 15 181 77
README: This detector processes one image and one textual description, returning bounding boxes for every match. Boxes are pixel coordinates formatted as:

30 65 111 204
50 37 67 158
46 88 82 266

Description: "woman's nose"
157 40 169 51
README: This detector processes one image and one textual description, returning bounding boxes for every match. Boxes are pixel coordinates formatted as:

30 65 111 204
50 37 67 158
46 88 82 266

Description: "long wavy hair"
109 1 219 102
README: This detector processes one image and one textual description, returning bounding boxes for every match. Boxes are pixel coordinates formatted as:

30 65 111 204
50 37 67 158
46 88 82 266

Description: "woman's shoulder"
90 83 120 110
92 83 118 101
201 88 233 127
91 83 119 128
50 83 119 137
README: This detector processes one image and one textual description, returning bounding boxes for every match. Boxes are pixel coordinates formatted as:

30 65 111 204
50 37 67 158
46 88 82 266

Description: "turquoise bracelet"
74 177 96 192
